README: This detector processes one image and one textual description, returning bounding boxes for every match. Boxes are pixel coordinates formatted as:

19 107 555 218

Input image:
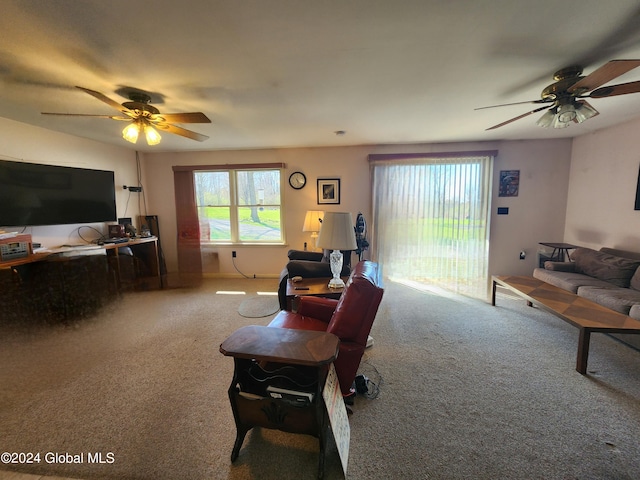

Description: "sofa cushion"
268 310 329 331
576 286 640 315
599 247 640 262
571 248 640 288
533 267 617 294
629 304 640 321
543 261 576 272
631 268 640 292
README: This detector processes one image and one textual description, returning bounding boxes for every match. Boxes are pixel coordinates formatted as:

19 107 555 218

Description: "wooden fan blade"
589 80 640 98
152 112 211 123
76 86 133 115
569 60 640 93
41 113 131 120
156 123 209 142
475 99 549 110
485 105 551 131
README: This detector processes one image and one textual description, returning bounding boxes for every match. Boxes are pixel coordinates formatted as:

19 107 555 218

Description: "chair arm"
544 261 576 272
297 296 338 322
288 250 324 262
287 260 331 278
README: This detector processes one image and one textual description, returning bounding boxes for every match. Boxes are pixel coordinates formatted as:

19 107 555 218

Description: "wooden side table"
220 325 340 479
539 242 580 262
285 276 347 310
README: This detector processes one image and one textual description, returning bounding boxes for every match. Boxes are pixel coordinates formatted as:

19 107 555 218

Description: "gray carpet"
1 278 639 480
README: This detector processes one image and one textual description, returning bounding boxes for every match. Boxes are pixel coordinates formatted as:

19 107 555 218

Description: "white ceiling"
3 0 640 152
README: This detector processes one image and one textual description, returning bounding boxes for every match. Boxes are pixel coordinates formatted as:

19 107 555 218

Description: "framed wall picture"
498 170 520 197
317 178 340 204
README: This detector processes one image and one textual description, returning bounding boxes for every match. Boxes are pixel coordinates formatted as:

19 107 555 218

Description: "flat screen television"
0 159 117 227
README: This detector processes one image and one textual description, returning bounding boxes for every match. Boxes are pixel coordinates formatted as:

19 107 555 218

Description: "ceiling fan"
477 59 640 130
42 86 211 145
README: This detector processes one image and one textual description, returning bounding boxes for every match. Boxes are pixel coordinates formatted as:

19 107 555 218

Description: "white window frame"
194 166 285 246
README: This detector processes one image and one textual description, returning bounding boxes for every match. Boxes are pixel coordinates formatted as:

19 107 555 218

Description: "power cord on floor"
232 256 254 279
355 356 383 400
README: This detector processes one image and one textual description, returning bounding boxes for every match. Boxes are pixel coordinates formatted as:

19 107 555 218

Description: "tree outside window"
194 169 283 243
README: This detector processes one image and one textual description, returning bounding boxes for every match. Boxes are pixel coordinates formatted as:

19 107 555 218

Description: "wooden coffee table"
492 275 640 374
285 276 347 310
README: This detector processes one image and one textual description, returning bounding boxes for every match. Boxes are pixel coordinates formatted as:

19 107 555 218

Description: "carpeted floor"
1 277 639 480
237 294 280 318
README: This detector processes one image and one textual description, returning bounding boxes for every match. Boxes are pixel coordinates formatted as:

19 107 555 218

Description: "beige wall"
565 117 640 251
144 139 573 281
489 139 573 276
0 117 140 247
5 113 637 287
142 146 374 277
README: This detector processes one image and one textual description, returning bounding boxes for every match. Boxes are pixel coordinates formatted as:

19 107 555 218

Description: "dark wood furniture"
220 325 339 479
0 237 162 291
104 237 163 290
1 251 113 323
0 237 163 324
285 276 347 310
492 275 640 374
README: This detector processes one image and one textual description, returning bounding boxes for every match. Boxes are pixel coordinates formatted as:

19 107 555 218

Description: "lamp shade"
302 210 324 232
122 121 140 143
316 212 357 250
574 100 599 123
536 108 556 128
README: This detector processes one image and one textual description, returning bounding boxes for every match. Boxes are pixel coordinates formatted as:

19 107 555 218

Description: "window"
369 151 495 299
194 168 283 244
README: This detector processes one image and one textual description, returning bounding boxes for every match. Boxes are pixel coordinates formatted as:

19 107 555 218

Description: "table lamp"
302 210 324 250
316 211 357 288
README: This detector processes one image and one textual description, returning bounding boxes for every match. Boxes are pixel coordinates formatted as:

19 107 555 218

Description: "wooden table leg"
491 279 497 306
576 328 591 374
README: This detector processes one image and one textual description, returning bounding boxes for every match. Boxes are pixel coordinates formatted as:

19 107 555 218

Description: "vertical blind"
369 152 495 299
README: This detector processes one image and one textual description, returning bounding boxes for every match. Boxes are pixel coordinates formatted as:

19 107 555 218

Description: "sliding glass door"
370 152 494 299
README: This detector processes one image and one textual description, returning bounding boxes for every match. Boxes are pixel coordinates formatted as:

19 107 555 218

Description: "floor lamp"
316 211 357 288
302 210 324 251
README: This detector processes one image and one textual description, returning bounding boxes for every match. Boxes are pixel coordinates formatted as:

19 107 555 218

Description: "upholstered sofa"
269 260 383 396
277 249 352 310
533 247 640 320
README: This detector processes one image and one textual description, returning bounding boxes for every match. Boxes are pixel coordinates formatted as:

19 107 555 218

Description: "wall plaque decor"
499 170 520 197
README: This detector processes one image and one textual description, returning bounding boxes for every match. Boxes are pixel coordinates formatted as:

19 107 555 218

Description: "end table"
539 242 580 262
220 325 339 479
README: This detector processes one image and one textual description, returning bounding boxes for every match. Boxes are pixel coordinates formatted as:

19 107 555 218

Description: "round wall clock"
288 171 307 189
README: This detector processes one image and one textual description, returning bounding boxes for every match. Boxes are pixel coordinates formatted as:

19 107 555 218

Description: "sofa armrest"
296 296 338 322
544 261 576 272
288 250 324 262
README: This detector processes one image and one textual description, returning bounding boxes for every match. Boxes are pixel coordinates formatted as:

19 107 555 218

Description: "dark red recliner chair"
268 260 383 395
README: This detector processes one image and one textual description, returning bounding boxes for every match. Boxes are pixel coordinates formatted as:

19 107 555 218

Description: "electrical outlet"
232 251 237 258
519 251 526 260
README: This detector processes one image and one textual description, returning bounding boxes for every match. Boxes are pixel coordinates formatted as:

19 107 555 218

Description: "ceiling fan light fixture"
536 108 556 128
574 100 599 123
551 114 571 129
556 103 577 124
122 121 140 144
144 124 161 145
